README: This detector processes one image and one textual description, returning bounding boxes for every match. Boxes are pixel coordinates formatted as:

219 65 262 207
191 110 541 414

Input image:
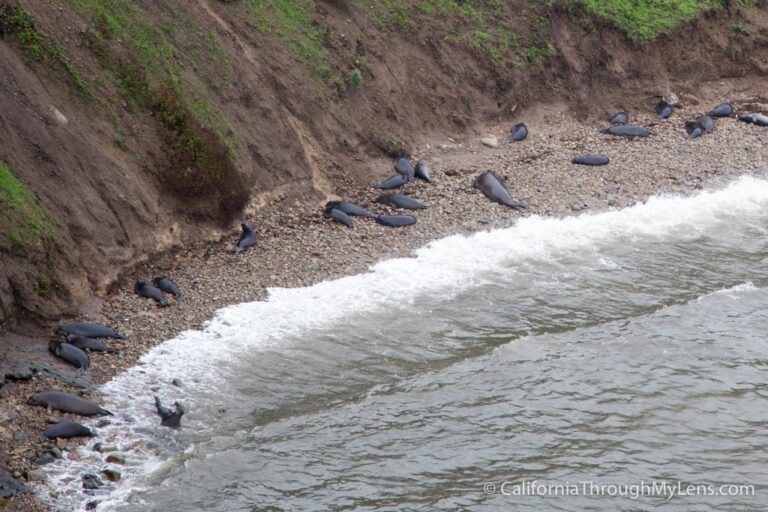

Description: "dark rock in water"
34 453 56 466
571 155 609 166
171 378 183 387
82 473 103 490
710 102 734 118
656 100 673 119
609 111 628 125
12 431 31 443
86 500 100 511
105 454 125 465
102 469 121 482
508 122 528 142
599 125 654 137
0 474 30 498
96 419 111 428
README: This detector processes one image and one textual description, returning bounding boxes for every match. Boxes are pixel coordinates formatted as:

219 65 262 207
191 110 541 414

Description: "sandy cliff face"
0 0 766 332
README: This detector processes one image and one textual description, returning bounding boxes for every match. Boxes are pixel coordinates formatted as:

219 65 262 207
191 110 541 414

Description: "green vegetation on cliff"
0 163 56 245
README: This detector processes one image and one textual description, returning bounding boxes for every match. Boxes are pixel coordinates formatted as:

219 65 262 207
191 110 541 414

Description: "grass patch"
0 162 56 245
579 0 724 40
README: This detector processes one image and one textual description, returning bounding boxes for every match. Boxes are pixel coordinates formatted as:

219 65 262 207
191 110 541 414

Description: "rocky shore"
2 96 768 510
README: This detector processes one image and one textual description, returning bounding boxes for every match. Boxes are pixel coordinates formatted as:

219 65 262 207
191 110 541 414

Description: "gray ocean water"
43 177 768 511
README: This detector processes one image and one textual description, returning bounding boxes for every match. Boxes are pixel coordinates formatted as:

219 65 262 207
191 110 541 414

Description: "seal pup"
233 223 257 253
599 125 654 137
324 208 355 228
414 161 432 182
572 155 609 166
57 323 125 339
49 341 90 371
43 420 94 439
375 215 417 227
324 201 375 218
474 171 527 211
28 390 113 416
393 156 415 180
697 115 715 132
153 276 181 299
374 174 408 190
154 396 185 428
508 122 528 142
65 334 115 353
375 194 428 209
609 111 628 125
656 100 673 119
134 282 170 307
710 103 734 118
685 121 703 139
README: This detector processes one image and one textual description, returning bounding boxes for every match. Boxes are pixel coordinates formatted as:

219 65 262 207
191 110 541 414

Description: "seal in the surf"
134 282 170 307
153 276 181 299
572 155 610 166
508 122 528 143
154 396 185 428
49 341 90 371
474 171 527 211
233 223 257 253
43 420 95 439
27 390 113 416
56 322 125 340
599 125 654 137
375 194 428 210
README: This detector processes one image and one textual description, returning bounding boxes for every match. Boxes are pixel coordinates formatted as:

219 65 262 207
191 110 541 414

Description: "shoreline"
2 100 768 511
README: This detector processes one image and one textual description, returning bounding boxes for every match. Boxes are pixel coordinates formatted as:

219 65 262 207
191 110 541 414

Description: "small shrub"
348 68 363 91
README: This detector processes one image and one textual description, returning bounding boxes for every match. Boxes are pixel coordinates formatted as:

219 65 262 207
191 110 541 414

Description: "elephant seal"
374 174 408 189
155 396 185 428
49 341 90 371
375 215 417 227
508 122 528 142
43 420 94 439
324 208 355 228
28 390 113 416
134 282 170 307
609 111 628 125
414 161 432 182
572 155 609 166
685 121 703 139
599 125 654 137
697 115 715 132
324 201 375 218
233 223 257 253
656 100 673 119
57 323 125 340
738 113 768 126
65 334 115 353
393 156 415 180
710 102 734 118
375 194 428 209
153 276 181 299
474 171 527 212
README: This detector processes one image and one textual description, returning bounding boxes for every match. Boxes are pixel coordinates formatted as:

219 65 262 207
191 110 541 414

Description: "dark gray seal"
710 103 734 118
738 113 768 126
698 115 715 132
572 155 609 166
324 208 355 228
57 323 125 340
656 100 673 119
43 420 94 439
65 334 115 353
153 276 181 299
233 223 257 253
508 122 528 142
685 121 703 139
414 161 432 182
28 390 113 416
375 194 428 209
155 396 185 428
134 282 170 307
393 156 415 180
609 111 628 125
49 341 90 371
474 171 527 211
324 201 375 218
599 125 654 137
374 174 408 189
375 215 417 227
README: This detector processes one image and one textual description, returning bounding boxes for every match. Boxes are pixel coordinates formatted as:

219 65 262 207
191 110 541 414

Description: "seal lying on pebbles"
65 334 115 353
738 113 768 126
49 341 90 371
155 396 184 428
685 121 704 139
375 215 417 227
656 100 673 119
572 155 610 166
508 122 528 142
610 111 628 125
324 208 355 228
698 115 715 132
374 174 408 189
599 125 654 137
474 171 527 211
153 276 181 299
57 323 125 339
375 194 428 209
134 282 170 307
233 223 257 253
414 161 432 182
43 420 94 439
28 390 113 416
710 102 734 118
324 201 375 218
394 156 415 180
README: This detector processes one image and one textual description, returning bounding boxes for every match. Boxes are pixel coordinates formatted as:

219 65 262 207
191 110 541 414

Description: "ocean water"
40 176 768 511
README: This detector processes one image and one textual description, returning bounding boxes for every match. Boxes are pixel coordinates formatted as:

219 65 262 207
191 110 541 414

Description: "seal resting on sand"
474 171 527 211
49 341 90 371
56 323 125 339
233 223 257 253
43 420 94 439
508 122 528 143
28 390 113 416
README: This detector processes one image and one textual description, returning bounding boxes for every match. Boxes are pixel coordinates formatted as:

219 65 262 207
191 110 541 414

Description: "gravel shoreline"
2 100 768 511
